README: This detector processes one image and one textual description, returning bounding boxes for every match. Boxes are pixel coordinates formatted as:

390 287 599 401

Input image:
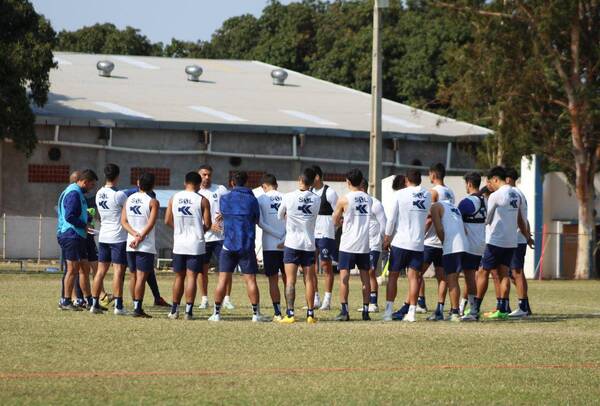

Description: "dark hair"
463 172 482 189
411 159 423 167
231 170 248 187
103 164 120 182
80 169 98 182
311 165 323 178
487 166 507 180
198 164 213 173
359 178 368 191
406 169 421 186
505 167 519 181
300 167 316 187
261 173 277 187
479 186 491 196
138 172 155 191
185 171 201 185
346 168 363 187
392 175 406 191
429 163 446 180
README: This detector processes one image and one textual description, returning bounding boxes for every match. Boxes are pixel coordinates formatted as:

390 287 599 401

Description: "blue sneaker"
391 310 405 320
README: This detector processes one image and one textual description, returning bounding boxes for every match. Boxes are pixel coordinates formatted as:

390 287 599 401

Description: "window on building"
28 164 70 183
130 167 170 186
229 171 265 189
323 173 346 182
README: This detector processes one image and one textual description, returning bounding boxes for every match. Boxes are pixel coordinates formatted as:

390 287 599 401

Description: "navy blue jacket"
220 187 259 252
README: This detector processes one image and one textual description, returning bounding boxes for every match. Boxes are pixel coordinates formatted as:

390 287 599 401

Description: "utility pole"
369 0 387 199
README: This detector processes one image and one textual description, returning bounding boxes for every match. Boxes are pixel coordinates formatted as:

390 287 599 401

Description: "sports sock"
385 301 394 314
459 298 468 314
474 297 482 314
286 308 294 317
407 305 416 317
307 308 315 318
92 296 100 309
252 303 259 315
498 298 507 313
115 297 123 310
506 298 512 313
61 297 71 306
273 302 281 316
315 291 321 303
171 303 179 314
185 303 193 316
214 302 222 315
399 302 409 315
201 295 209 304
450 308 459 315
435 302 444 315
224 295 231 304
496 297 501 311
86 296 93 307
323 292 331 302
467 294 475 308
133 300 141 312
341 303 349 315
369 292 378 305
363 304 369 313
417 296 426 308
519 297 529 312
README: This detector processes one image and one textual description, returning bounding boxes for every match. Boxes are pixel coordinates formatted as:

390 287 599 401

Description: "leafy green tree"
0 0 56 155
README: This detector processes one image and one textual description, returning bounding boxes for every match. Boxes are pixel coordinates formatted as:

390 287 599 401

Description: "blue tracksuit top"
220 187 259 253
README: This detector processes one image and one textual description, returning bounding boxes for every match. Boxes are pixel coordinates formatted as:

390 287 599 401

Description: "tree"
0 0 56 155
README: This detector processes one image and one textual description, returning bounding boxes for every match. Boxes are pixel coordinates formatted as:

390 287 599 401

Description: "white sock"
323 292 331 302
459 298 468 313
408 305 416 317
201 296 208 303
468 294 476 315
385 301 394 314
224 295 231 303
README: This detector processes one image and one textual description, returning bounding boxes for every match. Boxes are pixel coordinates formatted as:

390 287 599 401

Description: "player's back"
280 189 320 252
391 186 431 251
258 190 286 250
125 192 156 254
439 201 467 255
172 190 204 255
96 186 127 243
486 184 519 248
339 191 372 254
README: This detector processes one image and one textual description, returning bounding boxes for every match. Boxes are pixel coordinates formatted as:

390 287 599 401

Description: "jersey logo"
412 200 426 210
129 205 142 215
98 200 109 210
510 199 518 209
451 207 461 216
271 203 281 211
178 206 192 215
298 204 312 214
356 204 368 214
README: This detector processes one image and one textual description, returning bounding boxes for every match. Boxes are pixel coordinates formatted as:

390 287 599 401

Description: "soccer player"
257 173 287 321
197 165 234 310
208 171 270 322
469 166 531 320
332 169 373 321
311 165 338 310
383 169 432 322
57 169 98 310
164 172 211 320
430 199 468 322
506 168 534 317
122 173 159 318
277 168 321 324
457 172 487 318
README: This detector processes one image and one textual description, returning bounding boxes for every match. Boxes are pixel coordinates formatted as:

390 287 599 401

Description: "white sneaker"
89 306 103 314
113 307 128 316
382 312 393 322
416 305 427 314
509 308 528 318
314 295 322 309
208 313 221 322
223 300 235 310
198 300 209 310
403 312 416 322
460 313 478 322
319 301 331 311
273 314 283 322
356 304 379 313
252 314 272 322
167 312 179 320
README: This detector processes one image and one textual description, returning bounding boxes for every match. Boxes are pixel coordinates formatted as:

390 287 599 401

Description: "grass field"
1 272 600 405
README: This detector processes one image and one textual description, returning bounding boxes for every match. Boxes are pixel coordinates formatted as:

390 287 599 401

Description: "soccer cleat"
167 311 179 320
306 316 318 324
334 312 350 321
483 309 498 318
273 315 283 322
99 294 113 308
198 299 209 310
132 310 152 318
114 307 128 316
382 312 393 322
319 302 331 311
59 302 77 311
252 314 272 323
208 313 222 322
462 306 471 317
391 310 405 321
509 308 528 318
448 313 461 322
485 310 508 320
89 306 103 314
415 305 428 314
460 313 479 322
73 300 87 310
222 300 235 310
154 297 170 307
278 315 296 324
184 313 194 321
357 304 379 313
362 312 371 321
426 312 444 321
403 312 416 323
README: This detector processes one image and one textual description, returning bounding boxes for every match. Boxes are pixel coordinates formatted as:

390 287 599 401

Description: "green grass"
1 273 600 405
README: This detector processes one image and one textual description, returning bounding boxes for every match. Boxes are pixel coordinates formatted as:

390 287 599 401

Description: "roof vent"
271 68 288 86
96 60 115 77
185 65 203 82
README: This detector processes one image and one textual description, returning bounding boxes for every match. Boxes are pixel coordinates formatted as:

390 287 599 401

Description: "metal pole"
38 214 42 264
369 0 384 200
2 213 5 260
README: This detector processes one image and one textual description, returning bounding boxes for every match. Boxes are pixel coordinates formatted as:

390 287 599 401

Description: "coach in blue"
208 171 270 322
56 169 98 310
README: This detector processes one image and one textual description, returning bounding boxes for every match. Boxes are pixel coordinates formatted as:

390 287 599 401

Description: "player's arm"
431 203 445 243
517 208 534 248
277 197 287 220
373 201 387 238
259 206 284 239
383 199 398 250
485 193 498 225
139 199 159 240
332 196 347 227
201 196 212 233
164 197 174 227
64 191 88 230
121 203 140 248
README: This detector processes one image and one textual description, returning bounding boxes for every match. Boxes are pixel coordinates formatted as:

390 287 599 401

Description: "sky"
31 0 297 44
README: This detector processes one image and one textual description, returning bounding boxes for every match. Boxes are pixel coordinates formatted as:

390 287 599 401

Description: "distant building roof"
34 52 492 142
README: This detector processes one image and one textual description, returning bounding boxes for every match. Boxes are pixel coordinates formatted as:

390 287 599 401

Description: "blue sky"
31 0 297 43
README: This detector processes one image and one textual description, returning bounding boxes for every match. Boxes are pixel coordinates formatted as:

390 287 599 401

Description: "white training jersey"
369 197 387 252
313 185 338 239
514 187 528 244
424 184 456 248
486 184 520 248
339 191 372 254
258 190 286 252
385 186 432 252
462 195 486 256
439 201 467 255
125 192 156 254
198 184 229 242
278 189 321 252
96 186 128 243
171 190 205 256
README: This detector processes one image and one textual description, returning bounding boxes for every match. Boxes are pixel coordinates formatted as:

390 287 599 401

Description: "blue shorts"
203 241 223 265
263 250 284 277
369 250 381 270
172 254 203 273
127 251 155 273
98 242 128 265
338 251 370 271
462 253 482 271
86 234 98 262
442 252 463 275
424 246 443 268
219 249 258 274
481 244 515 270
315 238 338 262
389 247 423 272
58 236 87 262
510 243 527 270
283 247 315 267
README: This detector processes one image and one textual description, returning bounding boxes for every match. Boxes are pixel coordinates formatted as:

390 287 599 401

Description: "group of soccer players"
56 161 533 323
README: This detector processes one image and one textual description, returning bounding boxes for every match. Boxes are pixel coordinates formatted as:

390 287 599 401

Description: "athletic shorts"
283 247 315 267
172 254 203 273
263 250 284 277
389 247 423 273
442 252 463 275
462 253 482 271
86 234 98 262
127 251 155 273
481 244 515 270
510 243 527 270
98 242 127 265
315 238 338 262
219 249 257 274
423 246 443 268
369 250 381 270
338 251 370 271
58 236 87 262
203 241 223 265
